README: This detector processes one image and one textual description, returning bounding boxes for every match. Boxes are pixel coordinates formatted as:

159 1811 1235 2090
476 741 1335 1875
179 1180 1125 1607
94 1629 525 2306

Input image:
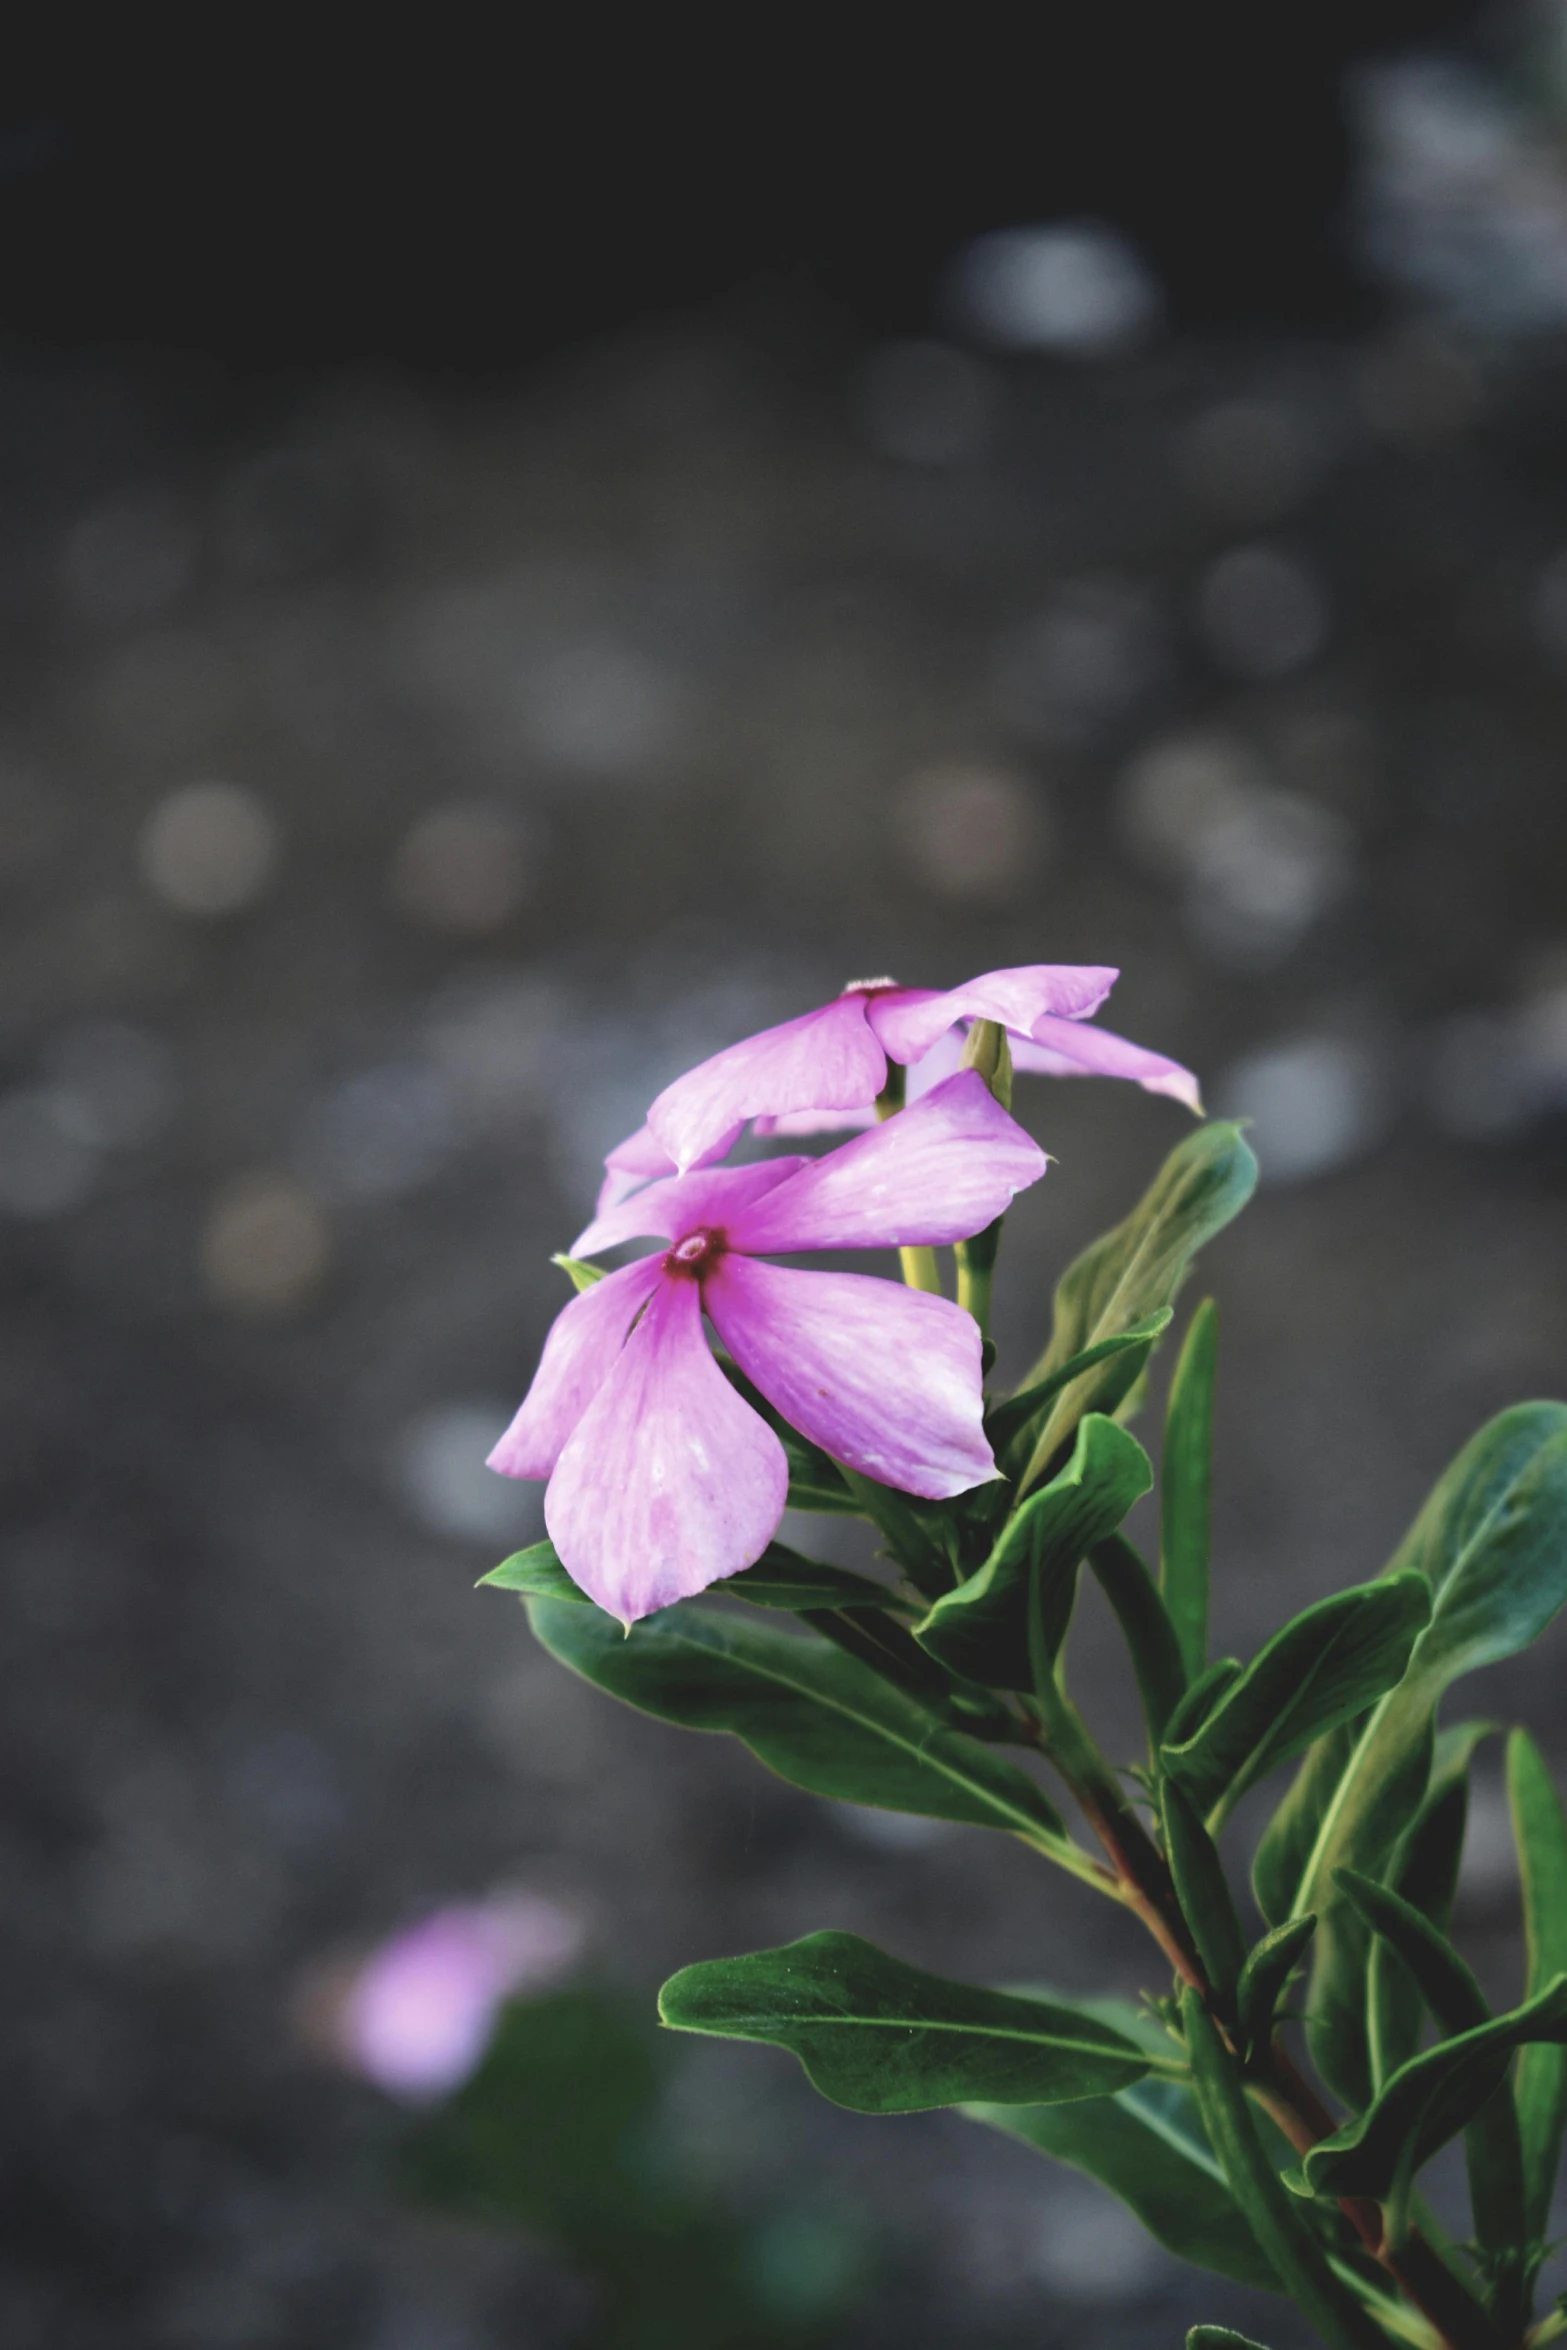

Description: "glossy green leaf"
1183 1994 1391 2350
722 1547 908 1613
482 1538 900 1616
526 1597 1076 1852
1014 1123 1257 1495
1296 1404 1567 2101
913 1416 1152 1689
972 2074 1279 2292
1164 1657 1242 1751
987 1310 1172 1474
1296 1976 1567 2204
1236 1915 1317 2060
971 1991 1275 2295
1088 1533 1188 1748
550 1251 607 1292
799 1606 1017 1746
482 1540 585 1601
1508 1729 1567 2243
1369 1723 1492 2088
1338 1865 1527 2318
1338 1870 1486 2038
1161 1575 1431 1825
1163 1779 1246 1999
836 1466 967 1594
659 1931 1151 2112
1251 1723 1360 1928
1161 1298 1217 1681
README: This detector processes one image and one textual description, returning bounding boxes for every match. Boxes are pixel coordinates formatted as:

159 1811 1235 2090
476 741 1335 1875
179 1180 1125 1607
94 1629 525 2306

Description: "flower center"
842 974 900 995
667 1226 724 1277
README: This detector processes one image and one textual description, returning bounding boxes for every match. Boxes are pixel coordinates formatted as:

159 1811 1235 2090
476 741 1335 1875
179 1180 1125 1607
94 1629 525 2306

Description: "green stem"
899 1245 945 1294
874 1064 945 1294
1022 1615 1208 1992
955 1215 1003 1335
1028 1683 1506 2350
1184 1995 1405 2350
952 1022 1014 1331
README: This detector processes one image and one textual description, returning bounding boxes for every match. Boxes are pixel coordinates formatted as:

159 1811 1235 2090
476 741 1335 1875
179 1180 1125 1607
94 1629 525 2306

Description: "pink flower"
594 962 1198 1213
332 1893 582 2102
489 1073 1047 1622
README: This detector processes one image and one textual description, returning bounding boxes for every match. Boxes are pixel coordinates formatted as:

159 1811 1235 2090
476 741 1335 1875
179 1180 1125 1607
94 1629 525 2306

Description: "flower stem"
874 1063 944 1291
899 1245 945 1294
1022 1683 1505 2350
953 1022 1015 1334
955 1215 1002 1335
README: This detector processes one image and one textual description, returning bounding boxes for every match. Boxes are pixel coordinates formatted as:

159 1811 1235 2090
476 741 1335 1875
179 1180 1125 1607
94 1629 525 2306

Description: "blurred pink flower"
334 1892 581 2102
491 1073 1047 1622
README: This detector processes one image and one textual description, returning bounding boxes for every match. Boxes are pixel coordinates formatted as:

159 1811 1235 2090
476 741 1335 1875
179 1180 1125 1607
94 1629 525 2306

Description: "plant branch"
1021 1685 1507 2350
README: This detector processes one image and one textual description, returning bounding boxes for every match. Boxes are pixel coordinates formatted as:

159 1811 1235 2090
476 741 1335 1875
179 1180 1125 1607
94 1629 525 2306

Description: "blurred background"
6 7 1567 2344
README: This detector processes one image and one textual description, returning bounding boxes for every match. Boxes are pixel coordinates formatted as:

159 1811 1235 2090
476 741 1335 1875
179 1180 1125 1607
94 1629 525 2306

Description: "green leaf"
1183 1993 1391 2350
971 2073 1279 2292
1337 1865 1528 2319
658 1930 1151 2113
912 1416 1152 1689
836 1466 968 1595
1369 1723 1493 2088
481 1538 900 1617
481 1540 586 1601
1337 1870 1486 2038
722 1546 908 1613
719 1358 860 1515
1162 1298 1217 1681
1087 1533 1188 1749
1295 1404 1567 2100
1236 1915 1317 2059
1014 1123 1257 1495
1508 1729 1567 2243
550 1251 607 1292
1163 1779 1247 1999
1188 2331 1275 2349
1296 1976 1567 2204
525 1597 1078 1853
1252 1719 1362 1928
987 1310 1173 1472
1164 1658 1243 1751
1161 1575 1432 1825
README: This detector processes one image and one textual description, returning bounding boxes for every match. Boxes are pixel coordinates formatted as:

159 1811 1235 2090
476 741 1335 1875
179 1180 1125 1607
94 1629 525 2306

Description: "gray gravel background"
2 296 1566 2348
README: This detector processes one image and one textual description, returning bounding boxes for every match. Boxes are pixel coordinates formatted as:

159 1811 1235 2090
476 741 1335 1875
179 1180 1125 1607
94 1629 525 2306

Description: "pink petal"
593 1118 747 1218
1013 1014 1203 1111
866 964 1119 1064
723 1071 1047 1256
746 1027 966 1135
903 1022 969 1101
487 1253 665 1479
704 1255 996 1500
593 1124 679 1217
750 1103 878 1138
645 996 886 1173
571 1156 811 1257
544 1271 788 1621
337 1895 582 2102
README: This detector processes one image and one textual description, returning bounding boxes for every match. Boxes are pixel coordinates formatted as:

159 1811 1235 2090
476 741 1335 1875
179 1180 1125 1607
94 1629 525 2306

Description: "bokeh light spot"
200 1173 332 1315
138 783 279 917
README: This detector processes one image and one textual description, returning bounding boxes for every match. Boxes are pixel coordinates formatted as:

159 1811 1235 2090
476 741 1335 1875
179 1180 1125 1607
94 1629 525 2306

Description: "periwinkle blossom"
489 1073 1047 1623
333 1893 582 2102
596 962 1198 1212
